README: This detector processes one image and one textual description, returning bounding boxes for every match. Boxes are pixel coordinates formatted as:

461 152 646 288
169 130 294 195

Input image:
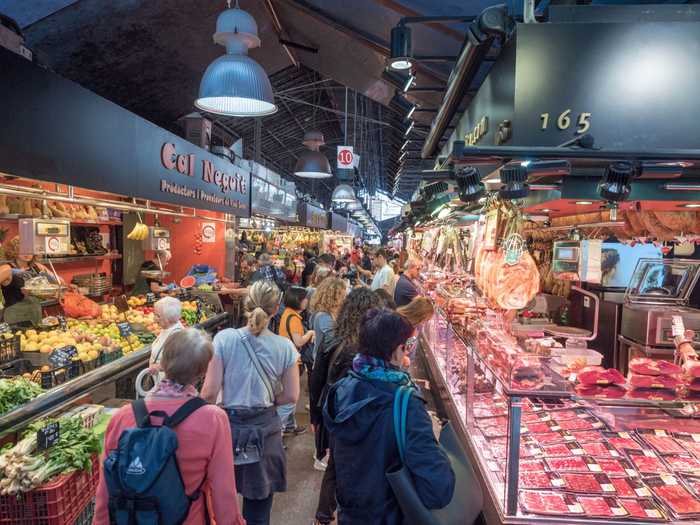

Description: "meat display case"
420 308 700 524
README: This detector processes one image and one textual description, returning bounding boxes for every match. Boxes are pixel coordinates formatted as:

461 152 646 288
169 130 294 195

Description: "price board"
145 292 156 306
48 345 78 368
37 421 60 450
117 321 132 339
57 315 67 330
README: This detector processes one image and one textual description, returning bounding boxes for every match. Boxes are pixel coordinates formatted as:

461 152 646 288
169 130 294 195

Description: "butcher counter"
419 307 700 525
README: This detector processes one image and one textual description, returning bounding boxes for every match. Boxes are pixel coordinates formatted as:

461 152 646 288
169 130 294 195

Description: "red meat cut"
663 455 700 473
652 482 700 516
546 456 590 472
629 373 682 389
575 384 627 399
642 434 686 455
627 451 669 475
569 430 604 443
596 458 631 476
619 499 666 521
520 459 547 472
519 491 578 516
678 438 700 459
577 366 626 386
628 387 677 401
550 409 584 421
609 477 637 497
542 443 577 457
577 496 622 517
559 473 613 493
606 435 643 452
581 441 618 458
519 471 555 489
529 431 569 445
557 418 600 431
629 357 682 376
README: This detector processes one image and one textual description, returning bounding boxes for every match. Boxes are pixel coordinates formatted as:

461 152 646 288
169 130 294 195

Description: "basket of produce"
0 377 43 417
0 333 20 364
22 277 66 300
71 273 111 297
0 417 100 525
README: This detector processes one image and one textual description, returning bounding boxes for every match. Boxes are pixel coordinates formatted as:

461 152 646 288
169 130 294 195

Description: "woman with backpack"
323 309 455 524
94 328 245 525
277 285 315 436
309 287 382 525
201 280 300 525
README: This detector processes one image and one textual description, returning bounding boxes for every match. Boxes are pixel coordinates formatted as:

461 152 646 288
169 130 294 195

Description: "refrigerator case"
420 307 700 525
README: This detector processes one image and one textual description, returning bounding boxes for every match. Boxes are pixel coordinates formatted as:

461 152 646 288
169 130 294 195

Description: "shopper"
132 249 172 295
148 296 184 383
362 248 395 292
239 254 258 287
301 250 317 287
324 309 455 524
250 252 288 291
394 258 421 307
201 280 300 525
373 288 397 310
309 277 346 361
397 296 435 368
94 328 245 525
310 288 382 525
277 285 314 436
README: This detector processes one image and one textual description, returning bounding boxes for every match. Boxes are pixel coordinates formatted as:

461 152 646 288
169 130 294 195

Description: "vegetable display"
0 377 43 415
0 416 99 495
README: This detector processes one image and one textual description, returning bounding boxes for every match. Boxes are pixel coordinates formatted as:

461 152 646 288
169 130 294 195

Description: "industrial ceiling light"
345 201 362 211
499 164 529 200
598 161 635 202
382 69 415 93
294 131 332 179
456 166 485 202
195 2 277 117
389 25 412 70
391 92 416 120
332 184 356 203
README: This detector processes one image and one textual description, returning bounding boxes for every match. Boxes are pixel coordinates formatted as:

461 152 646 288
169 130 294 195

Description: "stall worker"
0 236 60 308
394 258 421 307
132 249 172 295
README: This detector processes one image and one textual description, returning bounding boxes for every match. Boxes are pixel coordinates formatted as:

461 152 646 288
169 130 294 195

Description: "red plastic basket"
0 455 99 525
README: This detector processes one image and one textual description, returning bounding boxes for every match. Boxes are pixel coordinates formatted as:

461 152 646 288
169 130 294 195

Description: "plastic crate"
72 499 94 525
0 455 99 525
0 334 20 364
0 358 33 379
98 349 122 366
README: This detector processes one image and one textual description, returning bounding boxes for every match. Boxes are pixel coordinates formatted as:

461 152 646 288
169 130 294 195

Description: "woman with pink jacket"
93 329 246 525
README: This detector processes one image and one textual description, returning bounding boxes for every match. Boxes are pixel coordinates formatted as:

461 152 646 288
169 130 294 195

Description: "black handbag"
386 386 483 525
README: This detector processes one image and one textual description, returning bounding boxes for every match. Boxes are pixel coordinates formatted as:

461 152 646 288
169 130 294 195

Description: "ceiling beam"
262 1 300 67
276 0 447 85
372 0 466 42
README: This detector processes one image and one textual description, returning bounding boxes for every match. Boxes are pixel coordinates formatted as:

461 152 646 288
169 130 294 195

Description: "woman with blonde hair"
396 296 435 327
202 280 300 525
309 277 346 361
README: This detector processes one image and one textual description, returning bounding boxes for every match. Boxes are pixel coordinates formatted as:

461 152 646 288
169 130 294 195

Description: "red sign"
337 146 354 169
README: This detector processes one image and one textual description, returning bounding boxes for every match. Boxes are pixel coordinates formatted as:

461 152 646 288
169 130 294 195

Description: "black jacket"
324 374 455 524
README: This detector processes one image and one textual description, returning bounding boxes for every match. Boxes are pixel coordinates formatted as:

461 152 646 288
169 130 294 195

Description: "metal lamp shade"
389 25 412 70
294 149 333 179
345 201 362 211
195 55 277 117
332 184 356 203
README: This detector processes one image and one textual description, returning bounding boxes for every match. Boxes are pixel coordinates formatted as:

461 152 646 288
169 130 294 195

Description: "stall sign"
298 202 328 229
117 321 132 338
337 146 354 169
48 345 78 368
37 422 60 450
0 48 252 217
201 222 216 243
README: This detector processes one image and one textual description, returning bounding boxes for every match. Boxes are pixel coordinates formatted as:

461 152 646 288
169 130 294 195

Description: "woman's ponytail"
244 280 281 336
247 306 269 336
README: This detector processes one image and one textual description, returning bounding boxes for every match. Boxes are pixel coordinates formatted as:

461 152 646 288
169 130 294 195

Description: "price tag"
610 450 620 457
37 421 60 450
48 345 77 368
636 487 651 497
145 292 156 306
568 504 583 514
660 474 678 485
117 321 132 338
611 507 626 517
564 434 576 442
592 422 604 429
571 448 584 456
601 483 614 493
57 315 67 331
646 510 662 519
644 449 657 458
672 315 686 338
588 463 602 472
550 425 561 432
551 478 565 488
655 429 668 437
692 434 700 443
626 469 639 477
619 432 631 439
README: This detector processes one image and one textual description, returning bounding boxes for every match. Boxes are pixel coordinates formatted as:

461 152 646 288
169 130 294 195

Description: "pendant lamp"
195 2 277 117
332 184 356 203
294 131 332 179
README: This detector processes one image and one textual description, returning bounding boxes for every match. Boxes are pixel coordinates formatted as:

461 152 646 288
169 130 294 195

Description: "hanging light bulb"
294 131 333 179
195 2 277 117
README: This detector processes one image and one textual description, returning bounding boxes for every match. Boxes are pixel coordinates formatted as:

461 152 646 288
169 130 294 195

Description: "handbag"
386 386 483 525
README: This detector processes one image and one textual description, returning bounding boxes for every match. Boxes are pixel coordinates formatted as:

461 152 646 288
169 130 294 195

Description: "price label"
644 449 657 458
552 478 565 487
601 483 614 493
48 345 77 368
145 292 156 306
619 432 631 439
692 434 700 443
672 315 686 338
37 421 60 450
611 507 626 517
627 469 639 477
588 463 602 472
571 448 584 456
57 315 67 330
655 429 668 437
117 321 132 338
568 504 583 514
661 474 678 485
646 510 662 519
636 487 651 497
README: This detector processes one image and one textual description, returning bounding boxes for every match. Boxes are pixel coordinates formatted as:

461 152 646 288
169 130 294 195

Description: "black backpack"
104 398 208 524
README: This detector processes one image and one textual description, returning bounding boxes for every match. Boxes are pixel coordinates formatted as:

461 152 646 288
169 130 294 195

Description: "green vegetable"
0 377 43 416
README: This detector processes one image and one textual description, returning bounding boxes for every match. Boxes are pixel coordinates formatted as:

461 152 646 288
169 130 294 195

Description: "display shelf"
0 311 230 438
0 216 122 226
39 254 122 264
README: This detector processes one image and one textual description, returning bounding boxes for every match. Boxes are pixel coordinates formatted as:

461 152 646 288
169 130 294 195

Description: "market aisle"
271 382 324 523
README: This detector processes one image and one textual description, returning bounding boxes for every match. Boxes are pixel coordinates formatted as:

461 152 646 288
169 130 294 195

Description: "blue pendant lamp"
195 1 277 117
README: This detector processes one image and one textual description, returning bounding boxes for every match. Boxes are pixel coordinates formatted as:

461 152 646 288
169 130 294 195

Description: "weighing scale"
143 227 170 252
19 218 71 256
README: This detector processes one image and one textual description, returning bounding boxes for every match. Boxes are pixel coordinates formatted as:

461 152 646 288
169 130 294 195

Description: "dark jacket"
324 374 455 525
394 274 419 307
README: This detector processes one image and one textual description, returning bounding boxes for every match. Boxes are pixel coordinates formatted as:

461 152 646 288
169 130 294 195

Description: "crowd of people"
93 244 455 525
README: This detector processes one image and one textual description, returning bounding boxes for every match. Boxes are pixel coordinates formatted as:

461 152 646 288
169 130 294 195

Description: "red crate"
0 455 99 525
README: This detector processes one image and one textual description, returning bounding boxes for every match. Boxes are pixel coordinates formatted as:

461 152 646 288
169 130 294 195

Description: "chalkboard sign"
37 421 60 450
117 321 132 338
40 371 53 390
145 292 156 306
48 345 78 368
57 315 67 331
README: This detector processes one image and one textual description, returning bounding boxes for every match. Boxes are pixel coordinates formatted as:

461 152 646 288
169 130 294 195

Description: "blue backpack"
104 398 208 524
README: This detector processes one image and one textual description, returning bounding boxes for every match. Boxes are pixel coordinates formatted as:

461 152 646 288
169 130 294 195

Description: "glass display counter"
421 309 700 524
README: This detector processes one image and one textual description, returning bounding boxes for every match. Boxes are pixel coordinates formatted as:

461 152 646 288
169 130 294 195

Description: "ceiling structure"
0 0 500 206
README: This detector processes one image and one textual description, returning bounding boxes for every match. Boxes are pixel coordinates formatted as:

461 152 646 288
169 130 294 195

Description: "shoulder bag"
386 386 483 525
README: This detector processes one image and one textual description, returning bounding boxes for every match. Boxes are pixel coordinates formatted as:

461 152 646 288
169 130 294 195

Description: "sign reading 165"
540 110 592 134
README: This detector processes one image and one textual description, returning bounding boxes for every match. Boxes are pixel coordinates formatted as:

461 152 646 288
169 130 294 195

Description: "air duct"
421 5 511 159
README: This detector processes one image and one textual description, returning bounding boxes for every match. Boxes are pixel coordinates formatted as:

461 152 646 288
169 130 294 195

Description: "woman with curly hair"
309 287 382 525
309 277 347 362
